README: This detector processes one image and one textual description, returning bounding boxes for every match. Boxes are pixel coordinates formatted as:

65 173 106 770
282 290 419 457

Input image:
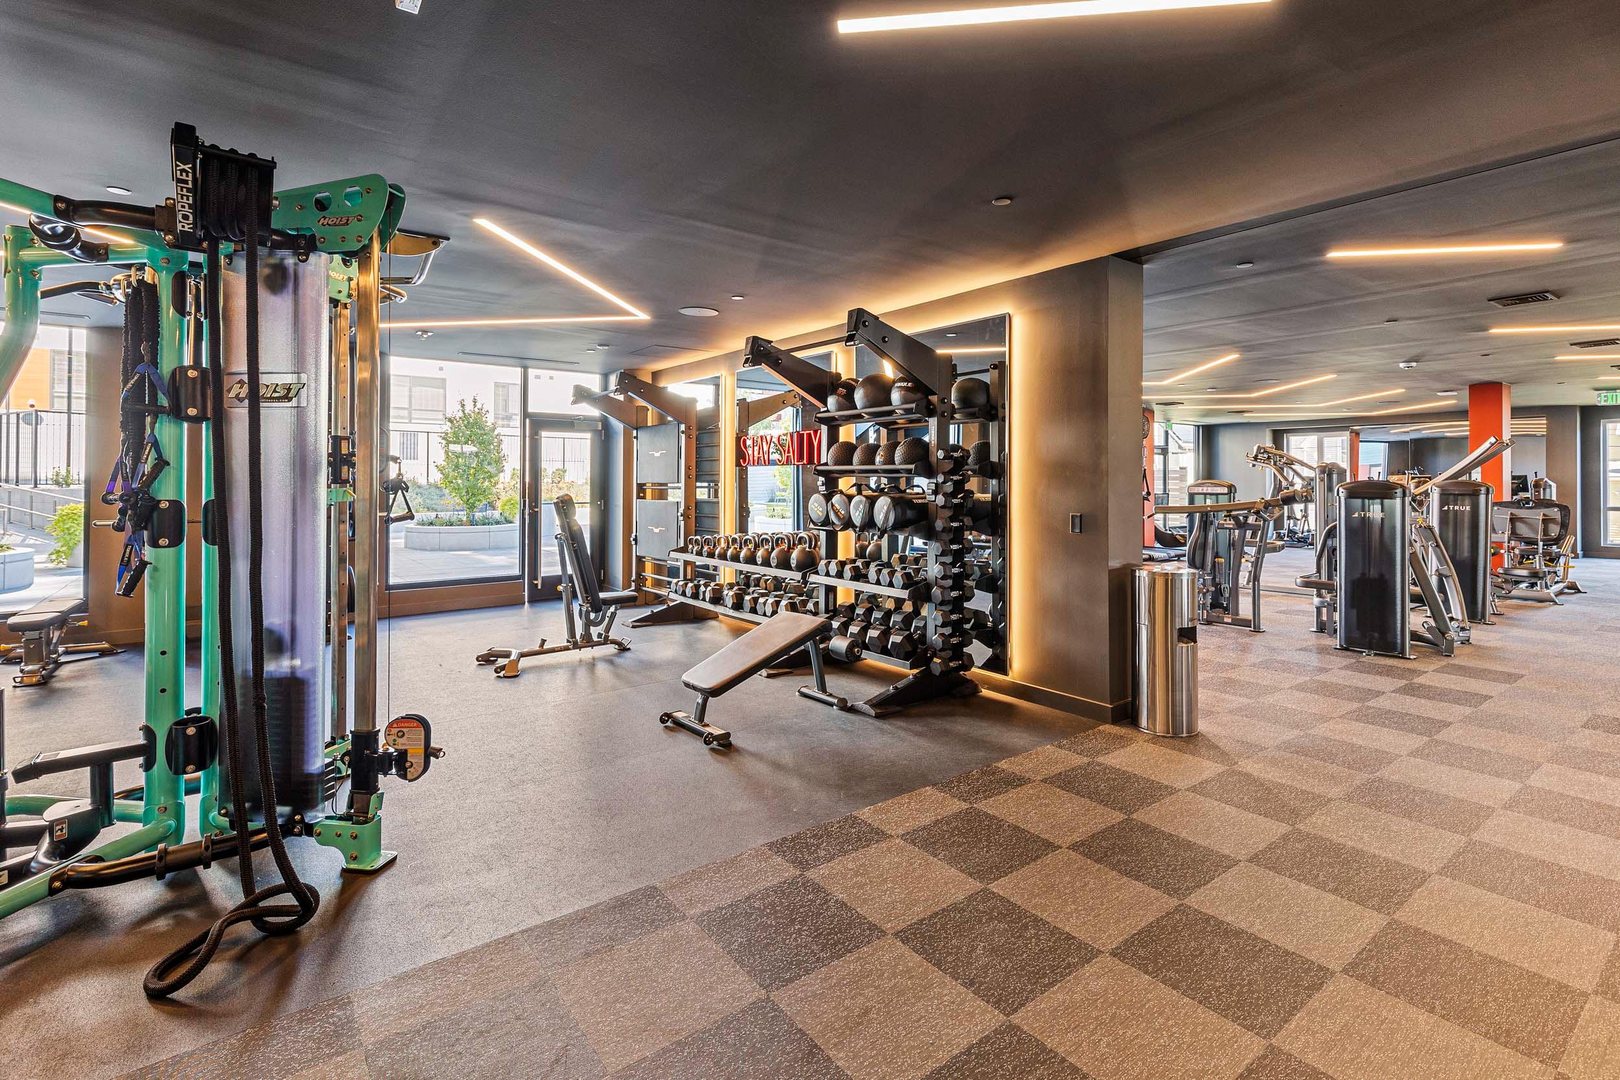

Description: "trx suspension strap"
104 279 170 597
146 158 320 999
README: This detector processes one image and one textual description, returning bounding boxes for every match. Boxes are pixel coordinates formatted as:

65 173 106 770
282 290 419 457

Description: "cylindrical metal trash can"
1135 565 1199 737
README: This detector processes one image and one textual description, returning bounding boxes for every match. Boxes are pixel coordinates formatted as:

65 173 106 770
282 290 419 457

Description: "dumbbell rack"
807 314 1003 715
664 549 817 626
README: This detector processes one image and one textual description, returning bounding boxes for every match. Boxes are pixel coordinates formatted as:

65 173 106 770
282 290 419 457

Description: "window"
1605 420 1620 546
741 390 800 532
493 381 520 429
390 374 446 427
386 357 522 588
529 369 604 417
49 350 87 413
0 323 88 613
1359 441 1388 480
1153 423 1196 530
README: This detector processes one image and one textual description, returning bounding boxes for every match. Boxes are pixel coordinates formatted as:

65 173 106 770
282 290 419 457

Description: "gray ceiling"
4 1 1620 378
1144 137 1620 419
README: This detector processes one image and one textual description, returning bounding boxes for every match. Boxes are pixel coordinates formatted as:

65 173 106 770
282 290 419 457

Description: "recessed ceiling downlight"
679 306 720 317
105 184 133 195
990 195 1015 206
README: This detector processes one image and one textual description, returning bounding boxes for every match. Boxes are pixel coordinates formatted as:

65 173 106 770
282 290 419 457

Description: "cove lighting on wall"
391 217 651 330
837 0 1270 35
1324 242 1564 259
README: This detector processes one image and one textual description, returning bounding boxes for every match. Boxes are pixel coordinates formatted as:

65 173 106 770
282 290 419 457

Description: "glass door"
526 416 605 602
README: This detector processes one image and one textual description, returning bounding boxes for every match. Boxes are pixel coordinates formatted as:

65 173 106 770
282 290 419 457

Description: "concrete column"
1541 405 1580 552
1007 257 1143 719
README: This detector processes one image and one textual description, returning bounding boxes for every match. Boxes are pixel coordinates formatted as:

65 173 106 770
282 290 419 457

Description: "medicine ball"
893 436 930 468
891 376 926 407
854 372 895 410
950 377 991 410
831 377 859 411
827 440 857 466
852 441 881 466
967 440 992 471
876 439 899 466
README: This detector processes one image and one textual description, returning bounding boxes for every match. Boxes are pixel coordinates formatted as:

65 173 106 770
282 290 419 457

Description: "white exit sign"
1599 390 1620 406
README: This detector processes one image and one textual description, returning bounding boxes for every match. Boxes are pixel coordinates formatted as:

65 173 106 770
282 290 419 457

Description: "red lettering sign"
737 429 822 467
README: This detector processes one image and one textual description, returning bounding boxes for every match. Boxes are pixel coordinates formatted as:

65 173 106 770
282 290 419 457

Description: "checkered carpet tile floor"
134 563 1620 1079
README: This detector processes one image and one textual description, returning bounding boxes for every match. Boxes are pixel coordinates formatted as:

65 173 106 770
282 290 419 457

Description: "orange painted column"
1347 430 1361 479
1468 382 1511 497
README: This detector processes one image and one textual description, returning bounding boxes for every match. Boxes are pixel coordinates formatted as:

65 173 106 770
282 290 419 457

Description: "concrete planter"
402 522 519 552
0 547 36 593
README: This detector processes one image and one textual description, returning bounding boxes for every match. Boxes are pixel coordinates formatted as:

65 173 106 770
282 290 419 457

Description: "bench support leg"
795 646 847 710
659 697 731 748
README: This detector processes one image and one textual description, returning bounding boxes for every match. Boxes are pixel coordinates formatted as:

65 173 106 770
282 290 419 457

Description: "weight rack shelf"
813 403 1000 428
814 464 926 480
670 550 812 582
808 573 919 602
662 590 770 625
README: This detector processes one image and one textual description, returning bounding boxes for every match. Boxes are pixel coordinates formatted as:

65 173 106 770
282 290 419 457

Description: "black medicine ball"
852 442 881 466
891 376 926 406
893 436 930 468
950 377 991 410
854 372 896 410
827 441 857 466
831 378 859 411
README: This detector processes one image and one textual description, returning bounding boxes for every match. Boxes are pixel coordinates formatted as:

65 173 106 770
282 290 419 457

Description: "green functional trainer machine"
0 124 444 998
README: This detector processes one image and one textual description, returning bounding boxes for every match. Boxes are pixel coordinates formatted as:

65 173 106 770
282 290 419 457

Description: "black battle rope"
145 167 319 999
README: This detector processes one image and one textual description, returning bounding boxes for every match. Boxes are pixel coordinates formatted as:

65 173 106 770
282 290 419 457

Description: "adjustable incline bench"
660 611 849 748
0 596 120 687
476 493 634 677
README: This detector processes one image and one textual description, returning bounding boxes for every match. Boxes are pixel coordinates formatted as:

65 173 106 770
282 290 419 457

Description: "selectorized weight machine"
1158 478 1310 633
0 124 443 998
1298 438 1508 658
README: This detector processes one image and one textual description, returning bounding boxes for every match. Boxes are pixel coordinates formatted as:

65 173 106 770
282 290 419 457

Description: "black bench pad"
597 589 639 608
682 612 829 697
8 596 88 634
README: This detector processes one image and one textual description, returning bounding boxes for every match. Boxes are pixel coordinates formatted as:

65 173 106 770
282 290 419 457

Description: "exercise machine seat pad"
682 612 830 698
598 589 639 607
7 596 88 634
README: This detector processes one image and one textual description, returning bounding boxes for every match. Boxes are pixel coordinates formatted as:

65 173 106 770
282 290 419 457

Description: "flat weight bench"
0 597 121 687
660 611 848 748
477 493 633 678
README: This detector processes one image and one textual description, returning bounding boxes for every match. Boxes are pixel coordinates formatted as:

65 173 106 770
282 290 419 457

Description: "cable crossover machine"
0 123 444 998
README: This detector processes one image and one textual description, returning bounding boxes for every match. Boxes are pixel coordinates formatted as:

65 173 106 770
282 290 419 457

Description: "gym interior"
3 4 1620 1079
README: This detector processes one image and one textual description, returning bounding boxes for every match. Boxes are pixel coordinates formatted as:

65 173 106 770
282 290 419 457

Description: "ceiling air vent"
1487 290 1559 308
630 344 706 358
1569 338 1620 349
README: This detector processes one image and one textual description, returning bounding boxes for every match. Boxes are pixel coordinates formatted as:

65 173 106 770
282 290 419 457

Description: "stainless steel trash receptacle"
1135 565 1199 737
